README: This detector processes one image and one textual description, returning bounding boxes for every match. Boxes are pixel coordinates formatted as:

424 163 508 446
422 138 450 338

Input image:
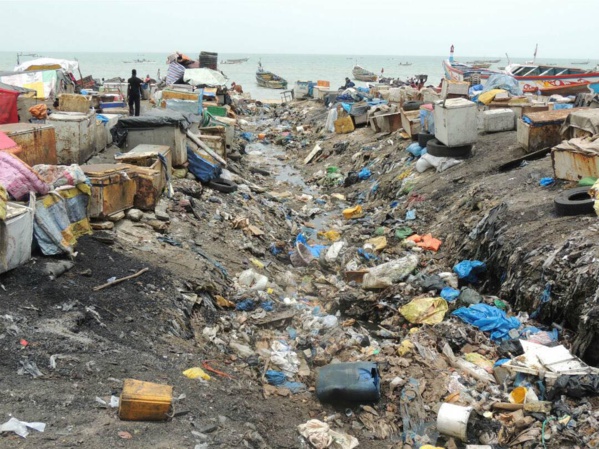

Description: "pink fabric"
0 131 17 150
0 151 50 200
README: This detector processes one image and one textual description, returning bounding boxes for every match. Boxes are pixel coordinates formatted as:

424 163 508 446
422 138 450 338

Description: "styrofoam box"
433 98 478 147
483 108 516 133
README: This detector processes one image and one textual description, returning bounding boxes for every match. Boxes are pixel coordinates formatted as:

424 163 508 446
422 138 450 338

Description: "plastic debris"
464 353 494 374
297 419 359 449
406 233 442 251
400 297 448 325
0 417 46 438
183 367 211 381
342 205 363 219
235 299 256 311
453 304 520 341
365 236 387 251
265 369 287 386
405 209 416 220
319 230 341 242
357 168 371 180
395 226 414 240
440 286 460 302
540 177 555 187
238 269 269 291
453 260 487 283
362 254 419 290
316 362 380 403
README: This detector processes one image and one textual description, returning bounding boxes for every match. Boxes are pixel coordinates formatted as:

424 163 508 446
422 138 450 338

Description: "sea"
0 52 594 101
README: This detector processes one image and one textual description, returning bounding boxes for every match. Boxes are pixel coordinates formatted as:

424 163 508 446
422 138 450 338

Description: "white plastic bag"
0 417 46 438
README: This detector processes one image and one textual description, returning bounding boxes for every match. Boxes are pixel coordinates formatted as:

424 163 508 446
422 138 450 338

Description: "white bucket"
437 403 473 441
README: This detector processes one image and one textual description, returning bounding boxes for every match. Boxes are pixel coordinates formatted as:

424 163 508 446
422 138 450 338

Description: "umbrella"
183 68 227 87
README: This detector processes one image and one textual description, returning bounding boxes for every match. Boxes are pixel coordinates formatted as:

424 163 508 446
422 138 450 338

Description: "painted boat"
505 63 599 93
443 59 599 93
256 65 287 89
352 65 378 82
537 81 591 96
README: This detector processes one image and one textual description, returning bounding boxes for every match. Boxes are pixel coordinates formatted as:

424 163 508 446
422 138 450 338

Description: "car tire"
554 187 594 216
426 138 472 159
403 101 423 111
208 177 238 193
418 133 436 148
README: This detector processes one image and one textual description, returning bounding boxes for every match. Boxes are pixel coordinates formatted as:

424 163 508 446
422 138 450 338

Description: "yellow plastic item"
366 236 387 251
251 258 265 269
215 295 235 308
267 287 274 294
509 386 527 404
398 339 415 356
421 446 444 449
183 367 211 381
400 297 448 325
465 353 494 374
343 205 363 220
478 89 506 105
334 116 355 134
118 379 173 421
318 230 341 242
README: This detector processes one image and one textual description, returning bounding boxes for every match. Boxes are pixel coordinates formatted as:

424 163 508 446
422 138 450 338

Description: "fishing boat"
221 58 249 65
471 63 492 69
399 62 412 66
572 60 590 65
352 65 377 82
255 63 287 89
536 81 591 96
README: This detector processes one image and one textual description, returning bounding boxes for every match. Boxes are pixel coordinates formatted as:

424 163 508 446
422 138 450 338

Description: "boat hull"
256 71 287 89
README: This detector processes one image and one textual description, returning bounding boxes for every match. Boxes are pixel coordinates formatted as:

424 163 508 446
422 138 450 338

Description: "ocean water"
0 52 594 100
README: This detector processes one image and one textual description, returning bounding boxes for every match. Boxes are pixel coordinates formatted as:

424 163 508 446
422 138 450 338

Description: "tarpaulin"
560 109 599 137
0 88 19 124
33 186 91 256
452 303 520 341
115 109 196 131
186 146 221 183
1 70 61 100
482 73 523 96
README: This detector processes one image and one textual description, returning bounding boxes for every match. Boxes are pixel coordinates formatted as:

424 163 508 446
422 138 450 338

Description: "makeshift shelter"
0 69 74 100
14 58 79 74
184 68 227 87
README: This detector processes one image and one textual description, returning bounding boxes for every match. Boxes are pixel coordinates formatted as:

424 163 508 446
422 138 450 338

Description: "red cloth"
0 88 19 124
0 131 18 151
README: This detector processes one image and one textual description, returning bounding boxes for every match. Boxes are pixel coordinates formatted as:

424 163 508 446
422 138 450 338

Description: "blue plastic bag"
296 234 327 258
240 132 255 142
358 168 371 180
406 142 424 157
406 209 416 220
260 300 275 312
452 303 520 341
453 260 486 283
265 370 286 386
357 248 377 261
540 177 555 187
236 299 256 311
440 287 460 302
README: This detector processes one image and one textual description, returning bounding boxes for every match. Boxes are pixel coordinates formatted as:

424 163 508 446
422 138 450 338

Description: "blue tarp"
187 146 222 183
453 260 487 283
482 74 523 96
453 304 521 341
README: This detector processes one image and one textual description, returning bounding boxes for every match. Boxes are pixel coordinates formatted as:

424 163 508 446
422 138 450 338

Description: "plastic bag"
400 297 448 325
238 269 268 291
183 367 211 380
0 417 46 438
441 287 460 302
464 353 494 374
342 205 363 219
453 260 486 283
298 419 359 449
406 142 424 157
363 254 419 289
452 303 520 341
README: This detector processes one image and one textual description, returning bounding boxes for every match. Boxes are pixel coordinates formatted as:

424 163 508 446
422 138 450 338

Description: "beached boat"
443 58 599 93
256 64 287 89
505 63 599 93
537 81 591 96
352 65 378 82
221 58 249 65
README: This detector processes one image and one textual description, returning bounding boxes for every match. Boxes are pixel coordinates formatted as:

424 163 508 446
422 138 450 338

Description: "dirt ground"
2 97 599 448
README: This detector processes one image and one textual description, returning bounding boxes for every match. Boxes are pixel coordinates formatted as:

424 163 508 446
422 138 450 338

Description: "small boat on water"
256 63 287 89
221 58 249 65
123 59 155 64
572 60 590 65
352 65 377 82
399 62 412 66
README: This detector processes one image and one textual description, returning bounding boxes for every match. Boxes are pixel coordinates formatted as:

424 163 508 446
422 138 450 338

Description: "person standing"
127 69 143 116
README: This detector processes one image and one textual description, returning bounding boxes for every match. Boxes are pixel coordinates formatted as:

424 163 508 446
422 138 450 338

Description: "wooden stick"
92 268 149 291
186 130 227 166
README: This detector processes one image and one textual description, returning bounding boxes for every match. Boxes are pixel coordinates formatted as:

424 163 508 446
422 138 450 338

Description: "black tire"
426 138 472 159
403 101 423 111
554 187 594 216
418 133 435 148
208 177 238 193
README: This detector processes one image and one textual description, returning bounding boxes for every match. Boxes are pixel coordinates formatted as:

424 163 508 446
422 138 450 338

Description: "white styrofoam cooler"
0 201 34 274
48 111 97 164
482 108 516 133
433 98 478 147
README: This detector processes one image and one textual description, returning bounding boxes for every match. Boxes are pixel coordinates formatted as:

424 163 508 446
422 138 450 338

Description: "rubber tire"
403 101 423 111
418 133 435 148
554 187 594 216
426 138 472 159
208 177 238 193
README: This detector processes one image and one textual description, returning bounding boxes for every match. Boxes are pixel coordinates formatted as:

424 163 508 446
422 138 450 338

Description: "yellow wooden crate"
118 379 173 421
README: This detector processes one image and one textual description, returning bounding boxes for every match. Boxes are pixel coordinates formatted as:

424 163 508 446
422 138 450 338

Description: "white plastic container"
1 201 34 274
436 403 473 441
483 108 515 133
434 98 478 147
48 111 97 164
294 81 311 98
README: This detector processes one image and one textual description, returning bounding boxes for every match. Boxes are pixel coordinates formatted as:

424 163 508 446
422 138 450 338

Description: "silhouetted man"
127 69 143 116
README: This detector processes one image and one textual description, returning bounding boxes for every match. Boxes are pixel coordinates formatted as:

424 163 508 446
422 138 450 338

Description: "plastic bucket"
437 403 473 441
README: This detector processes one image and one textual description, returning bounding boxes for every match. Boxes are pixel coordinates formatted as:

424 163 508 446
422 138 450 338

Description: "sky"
1 0 598 58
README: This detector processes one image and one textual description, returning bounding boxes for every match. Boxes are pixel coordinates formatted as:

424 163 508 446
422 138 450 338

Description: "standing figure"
127 69 143 116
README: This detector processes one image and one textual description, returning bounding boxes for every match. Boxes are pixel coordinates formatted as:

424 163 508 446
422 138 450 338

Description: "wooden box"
119 379 173 421
115 145 172 211
334 116 355 134
83 164 138 218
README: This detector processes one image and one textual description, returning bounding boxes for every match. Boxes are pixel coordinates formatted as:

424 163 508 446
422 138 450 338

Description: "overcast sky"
1 0 597 58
